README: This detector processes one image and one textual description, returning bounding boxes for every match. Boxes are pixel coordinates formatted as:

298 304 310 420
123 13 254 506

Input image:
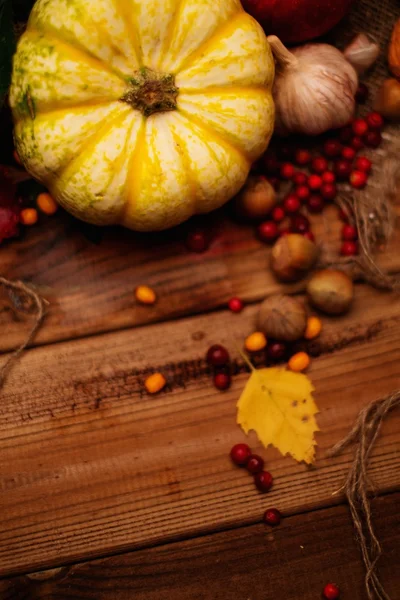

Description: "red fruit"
0 206 20 243
206 344 230 367
364 130 382 148
323 139 342 158
258 221 279 244
341 146 356 161
284 195 301 214
352 118 368 137
279 228 291 237
303 231 315 242
267 342 287 361
263 508 282 526
339 125 353 144
280 162 295 180
323 583 340 599
307 195 325 214
240 0 354 45
350 170 368 189
351 136 364 151
254 470 273 492
272 206 286 223
334 159 352 181
355 156 372 173
246 454 265 474
295 149 311 166
342 224 358 241
341 241 358 256
295 185 311 201
291 214 310 234
308 174 322 191
321 183 337 201
293 171 308 186
366 112 384 130
263 155 280 175
311 157 329 174
230 444 251 467
355 82 369 104
186 230 209 253
228 297 244 314
322 171 336 184
214 373 231 391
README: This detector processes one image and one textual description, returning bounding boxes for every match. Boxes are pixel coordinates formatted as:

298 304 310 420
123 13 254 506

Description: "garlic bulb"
344 34 380 75
268 36 358 136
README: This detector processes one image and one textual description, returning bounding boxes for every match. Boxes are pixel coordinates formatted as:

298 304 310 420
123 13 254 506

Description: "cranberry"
279 228 291 237
342 224 358 241
254 470 273 492
308 174 322 191
214 372 231 390
364 130 382 148
355 156 372 173
307 195 324 214
0 207 20 243
323 139 342 158
267 342 287 361
186 230 209 253
263 155 280 175
228 297 244 313
339 125 353 143
291 214 310 234
341 146 356 161
366 112 384 130
350 170 368 189
280 162 295 180
246 454 265 474
206 344 230 367
322 171 336 185
341 241 358 256
272 206 286 223
295 149 311 166
321 183 337 201
295 185 310 202
303 231 315 242
263 508 282 526
351 136 364 151
258 221 279 244
355 82 369 104
293 171 308 186
311 157 328 174
323 583 340 599
230 443 251 466
284 195 301 214
334 159 352 181
352 118 368 137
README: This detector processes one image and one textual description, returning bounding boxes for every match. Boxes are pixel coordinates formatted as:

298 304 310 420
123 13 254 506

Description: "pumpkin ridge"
157 0 186 71
169 126 198 214
180 85 270 96
110 0 143 67
121 118 146 226
17 100 114 122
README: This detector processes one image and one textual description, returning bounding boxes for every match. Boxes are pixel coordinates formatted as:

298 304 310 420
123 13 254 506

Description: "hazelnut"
235 176 277 220
258 295 307 342
373 79 400 120
307 269 354 315
271 234 319 282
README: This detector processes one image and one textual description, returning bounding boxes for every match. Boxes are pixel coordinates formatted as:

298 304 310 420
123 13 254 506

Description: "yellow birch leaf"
237 367 320 464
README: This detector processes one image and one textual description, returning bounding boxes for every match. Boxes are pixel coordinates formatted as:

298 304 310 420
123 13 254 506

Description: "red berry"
206 344 230 367
303 231 315 242
263 155 280 175
322 171 336 184
228 297 244 313
342 224 358 241
355 156 372 173
230 443 251 467
308 174 322 191
355 82 369 104
311 157 328 174
364 130 382 148
254 470 273 492
351 136 364 151
350 170 368 189
258 221 279 244
186 230 209 253
323 139 342 158
334 159 352 181
246 454 265 474
341 146 356 161
323 583 340 599
295 149 311 166
339 125 353 143
291 214 310 234
272 206 286 223
279 228 291 237
280 162 295 180
284 195 301 214
352 118 368 137
214 372 231 391
307 195 324 214
321 183 337 201
267 342 286 361
0 207 20 243
341 241 358 256
295 185 310 201
292 171 308 186
366 112 384 130
263 508 282 526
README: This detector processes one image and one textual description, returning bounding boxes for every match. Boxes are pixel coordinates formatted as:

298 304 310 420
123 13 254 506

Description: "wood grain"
1 494 399 599
1 206 399 352
0 284 399 576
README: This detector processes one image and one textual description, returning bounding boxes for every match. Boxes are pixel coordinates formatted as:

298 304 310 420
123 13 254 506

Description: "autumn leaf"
237 366 320 464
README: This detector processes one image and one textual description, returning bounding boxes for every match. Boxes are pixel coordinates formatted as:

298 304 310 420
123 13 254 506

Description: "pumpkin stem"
120 67 179 117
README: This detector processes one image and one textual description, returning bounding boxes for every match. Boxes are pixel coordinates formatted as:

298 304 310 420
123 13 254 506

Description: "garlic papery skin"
268 36 358 136
344 33 380 74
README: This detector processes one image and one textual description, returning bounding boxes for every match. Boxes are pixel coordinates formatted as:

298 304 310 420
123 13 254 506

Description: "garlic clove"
344 34 380 75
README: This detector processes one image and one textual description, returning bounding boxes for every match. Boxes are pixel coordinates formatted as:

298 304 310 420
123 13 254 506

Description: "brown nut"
271 234 319 282
258 294 307 342
307 269 354 315
373 79 400 120
389 18 400 79
235 175 277 220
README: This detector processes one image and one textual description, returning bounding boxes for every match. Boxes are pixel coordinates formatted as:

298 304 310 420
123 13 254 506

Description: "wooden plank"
0 285 399 575
1 494 399 600
1 206 400 352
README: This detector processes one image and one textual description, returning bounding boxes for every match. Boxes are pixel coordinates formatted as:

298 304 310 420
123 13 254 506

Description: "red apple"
242 0 355 44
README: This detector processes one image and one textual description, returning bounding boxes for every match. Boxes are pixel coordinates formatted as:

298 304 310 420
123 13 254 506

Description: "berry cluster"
206 344 232 391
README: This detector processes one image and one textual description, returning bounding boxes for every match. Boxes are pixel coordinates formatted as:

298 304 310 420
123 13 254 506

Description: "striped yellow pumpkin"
10 0 275 231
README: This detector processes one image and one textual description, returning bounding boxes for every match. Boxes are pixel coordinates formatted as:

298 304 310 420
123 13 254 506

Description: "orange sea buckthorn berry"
20 208 38 226
288 352 311 373
135 285 157 305
245 332 267 353
37 192 58 215
304 317 322 340
145 373 167 395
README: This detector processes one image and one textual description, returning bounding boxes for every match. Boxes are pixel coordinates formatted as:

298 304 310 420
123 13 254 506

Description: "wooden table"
0 205 399 599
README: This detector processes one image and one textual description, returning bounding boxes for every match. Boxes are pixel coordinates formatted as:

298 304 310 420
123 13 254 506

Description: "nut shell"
373 79 400 120
307 269 354 315
271 234 319 282
389 18 400 79
235 176 277 220
258 295 307 342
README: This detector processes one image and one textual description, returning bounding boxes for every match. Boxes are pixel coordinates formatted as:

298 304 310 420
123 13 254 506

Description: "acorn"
307 269 354 315
258 295 307 342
